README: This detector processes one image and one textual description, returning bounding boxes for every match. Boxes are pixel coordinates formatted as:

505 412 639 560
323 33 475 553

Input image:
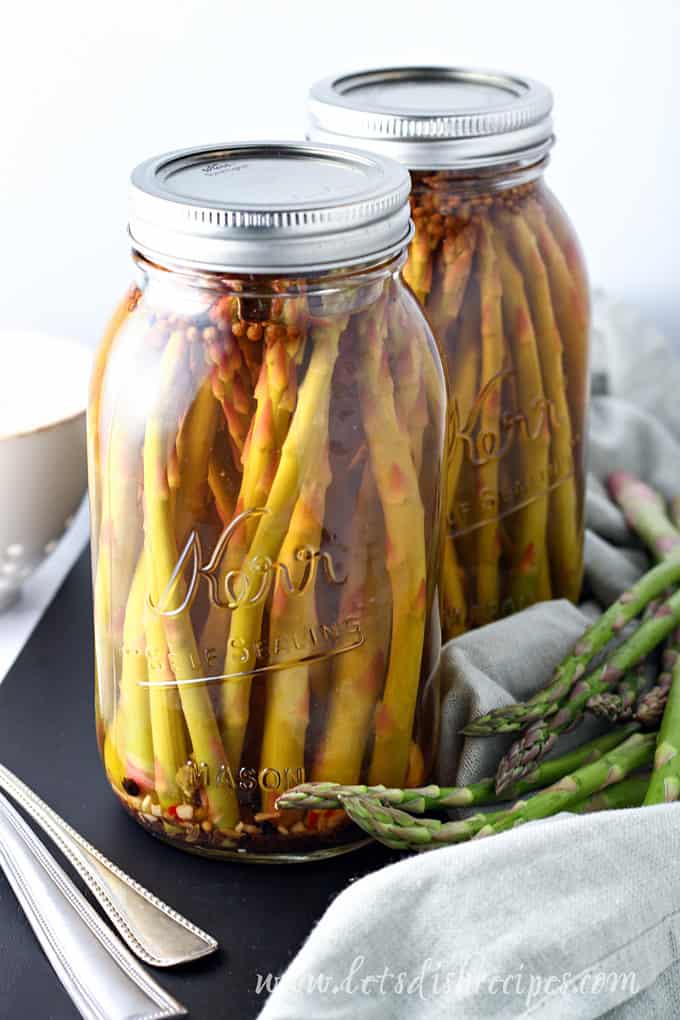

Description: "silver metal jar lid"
307 67 554 170
128 141 413 274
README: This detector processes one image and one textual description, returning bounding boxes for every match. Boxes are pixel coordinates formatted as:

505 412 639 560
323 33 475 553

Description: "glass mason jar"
88 143 446 861
308 68 590 639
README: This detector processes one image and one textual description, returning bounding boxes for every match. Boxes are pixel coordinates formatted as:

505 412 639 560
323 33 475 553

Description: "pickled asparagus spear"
115 553 154 792
494 224 550 609
540 190 590 309
313 466 390 784
388 291 428 474
200 323 298 668
403 214 433 304
357 293 427 787
143 330 240 829
441 274 481 635
497 207 582 602
88 286 140 544
259 446 332 812
523 197 590 424
220 316 347 772
143 552 189 809
174 376 220 542
426 223 477 348
474 218 504 621
207 327 252 460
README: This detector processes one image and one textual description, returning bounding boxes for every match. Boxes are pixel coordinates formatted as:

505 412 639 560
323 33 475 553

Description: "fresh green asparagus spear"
608 472 680 561
587 599 662 722
495 589 680 792
463 556 680 735
339 732 654 850
671 496 680 532
276 723 639 813
636 628 680 728
589 660 657 725
570 772 649 813
644 630 680 804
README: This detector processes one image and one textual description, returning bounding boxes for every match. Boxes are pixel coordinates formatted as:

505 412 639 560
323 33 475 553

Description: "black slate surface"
0 549 398 1019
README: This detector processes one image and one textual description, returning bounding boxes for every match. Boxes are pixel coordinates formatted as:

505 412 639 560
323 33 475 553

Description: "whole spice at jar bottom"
93 273 443 853
405 175 588 638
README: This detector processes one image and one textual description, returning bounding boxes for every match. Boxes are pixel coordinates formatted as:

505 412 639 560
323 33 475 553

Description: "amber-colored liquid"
405 172 589 639
89 264 445 858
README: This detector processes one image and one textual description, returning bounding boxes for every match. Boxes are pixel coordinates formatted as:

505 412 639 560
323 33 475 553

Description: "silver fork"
0 762 218 967
0 788 187 1020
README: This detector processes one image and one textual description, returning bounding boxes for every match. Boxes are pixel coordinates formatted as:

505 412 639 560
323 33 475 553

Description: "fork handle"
0 763 217 967
0 790 186 1020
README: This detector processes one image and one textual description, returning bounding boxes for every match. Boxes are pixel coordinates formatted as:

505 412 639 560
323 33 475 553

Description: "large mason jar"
88 142 446 860
308 68 590 639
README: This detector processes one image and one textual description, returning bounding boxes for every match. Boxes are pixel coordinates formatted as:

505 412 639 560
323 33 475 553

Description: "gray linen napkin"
258 296 680 1020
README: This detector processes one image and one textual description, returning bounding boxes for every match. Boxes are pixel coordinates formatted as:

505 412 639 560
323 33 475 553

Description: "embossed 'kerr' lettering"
451 365 562 468
149 507 347 618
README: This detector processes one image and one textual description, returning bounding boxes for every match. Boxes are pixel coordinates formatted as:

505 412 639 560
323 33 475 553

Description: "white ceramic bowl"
0 332 91 611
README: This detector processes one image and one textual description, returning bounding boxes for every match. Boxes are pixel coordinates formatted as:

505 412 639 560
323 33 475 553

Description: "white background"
0 0 678 349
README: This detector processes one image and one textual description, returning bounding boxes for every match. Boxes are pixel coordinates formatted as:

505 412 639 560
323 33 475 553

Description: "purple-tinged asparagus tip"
601 665 625 685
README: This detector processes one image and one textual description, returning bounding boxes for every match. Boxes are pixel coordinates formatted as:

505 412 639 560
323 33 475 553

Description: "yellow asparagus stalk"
200 326 290 656
207 328 252 460
142 550 189 809
441 270 481 636
493 224 551 610
207 435 239 526
357 291 427 787
94 318 196 731
143 331 240 829
239 357 279 531
399 284 447 454
497 207 582 601
403 213 434 304
94 411 144 726
441 538 466 639
88 286 140 545
523 197 590 434
537 547 552 600
174 376 220 543
115 553 154 792
232 318 265 388
313 465 390 784
387 289 430 475
200 315 306 670
259 446 332 811
265 322 304 447
219 316 346 772
426 223 478 346
540 190 590 307
474 218 504 622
